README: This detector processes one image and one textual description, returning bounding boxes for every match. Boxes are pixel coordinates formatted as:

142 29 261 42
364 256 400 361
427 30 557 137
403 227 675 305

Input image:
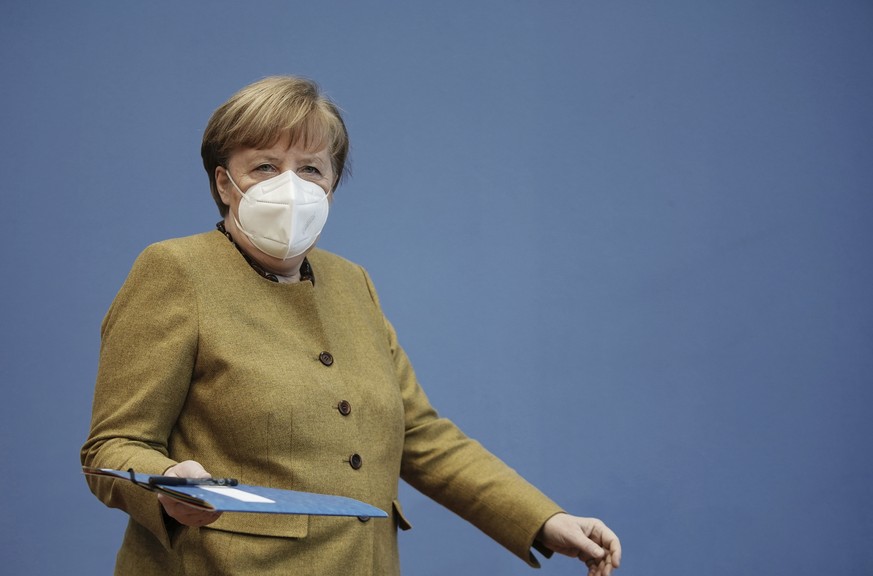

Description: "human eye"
298 165 322 176
255 163 278 173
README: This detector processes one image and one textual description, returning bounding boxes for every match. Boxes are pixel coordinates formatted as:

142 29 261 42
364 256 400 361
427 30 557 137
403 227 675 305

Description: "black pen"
148 476 239 487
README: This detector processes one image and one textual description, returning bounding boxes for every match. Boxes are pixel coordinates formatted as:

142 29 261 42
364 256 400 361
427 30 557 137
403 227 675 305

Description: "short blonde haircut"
201 76 350 216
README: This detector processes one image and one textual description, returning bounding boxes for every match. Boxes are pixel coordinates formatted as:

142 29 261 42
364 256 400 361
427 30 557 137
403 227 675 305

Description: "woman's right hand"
157 460 223 527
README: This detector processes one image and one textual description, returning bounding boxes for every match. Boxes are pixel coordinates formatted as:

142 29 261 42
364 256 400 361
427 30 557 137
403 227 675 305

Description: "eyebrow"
245 153 326 167
296 154 327 168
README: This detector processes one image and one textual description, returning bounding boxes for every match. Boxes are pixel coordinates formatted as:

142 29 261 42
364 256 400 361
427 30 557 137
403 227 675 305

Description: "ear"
215 166 234 205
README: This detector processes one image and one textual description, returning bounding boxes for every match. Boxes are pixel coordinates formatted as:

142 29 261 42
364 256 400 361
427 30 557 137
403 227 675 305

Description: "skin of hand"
157 460 223 527
538 513 622 576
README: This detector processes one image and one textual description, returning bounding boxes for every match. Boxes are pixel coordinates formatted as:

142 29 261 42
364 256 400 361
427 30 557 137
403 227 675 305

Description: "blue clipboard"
83 467 387 518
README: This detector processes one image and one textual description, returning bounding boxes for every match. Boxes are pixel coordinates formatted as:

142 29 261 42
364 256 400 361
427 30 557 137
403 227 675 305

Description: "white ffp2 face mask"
226 169 329 260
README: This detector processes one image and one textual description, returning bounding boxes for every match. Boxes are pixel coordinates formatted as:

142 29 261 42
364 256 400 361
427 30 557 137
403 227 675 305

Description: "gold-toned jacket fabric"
82 230 561 575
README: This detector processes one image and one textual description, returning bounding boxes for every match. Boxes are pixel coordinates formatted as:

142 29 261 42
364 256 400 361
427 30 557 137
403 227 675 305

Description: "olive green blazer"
82 230 561 575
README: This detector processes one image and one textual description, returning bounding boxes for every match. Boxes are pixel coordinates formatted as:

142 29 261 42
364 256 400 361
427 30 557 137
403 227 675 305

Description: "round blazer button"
319 351 334 366
349 453 363 470
358 515 371 523
338 400 352 416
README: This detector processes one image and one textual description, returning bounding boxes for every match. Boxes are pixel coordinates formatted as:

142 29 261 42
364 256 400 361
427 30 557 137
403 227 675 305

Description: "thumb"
572 533 606 561
165 460 212 479
542 514 607 560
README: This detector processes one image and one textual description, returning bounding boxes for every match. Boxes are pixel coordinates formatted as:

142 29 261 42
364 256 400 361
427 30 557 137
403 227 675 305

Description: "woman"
82 76 621 576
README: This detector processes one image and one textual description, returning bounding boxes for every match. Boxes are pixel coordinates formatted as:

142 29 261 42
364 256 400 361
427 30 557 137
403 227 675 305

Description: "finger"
186 511 222 527
603 531 621 567
590 554 614 576
598 561 612 576
170 460 212 479
586 558 607 576
575 535 606 561
591 522 621 567
158 494 222 526
170 508 221 527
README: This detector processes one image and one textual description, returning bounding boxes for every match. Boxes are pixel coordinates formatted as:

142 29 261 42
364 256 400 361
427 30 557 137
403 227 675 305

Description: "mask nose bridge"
228 169 303 198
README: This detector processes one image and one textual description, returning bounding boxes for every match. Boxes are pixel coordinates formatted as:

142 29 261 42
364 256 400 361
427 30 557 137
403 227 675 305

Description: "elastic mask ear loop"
224 168 245 197
224 168 255 244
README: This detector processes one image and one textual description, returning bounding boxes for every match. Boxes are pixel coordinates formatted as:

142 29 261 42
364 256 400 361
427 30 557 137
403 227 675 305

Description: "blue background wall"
1 1 871 574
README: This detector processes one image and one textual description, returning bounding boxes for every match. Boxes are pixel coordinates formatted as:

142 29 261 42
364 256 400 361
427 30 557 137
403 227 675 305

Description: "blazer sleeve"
360 270 563 567
81 242 198 550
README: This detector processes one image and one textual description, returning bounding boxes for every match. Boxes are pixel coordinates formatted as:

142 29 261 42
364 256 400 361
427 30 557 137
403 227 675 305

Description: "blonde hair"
201 76 350 216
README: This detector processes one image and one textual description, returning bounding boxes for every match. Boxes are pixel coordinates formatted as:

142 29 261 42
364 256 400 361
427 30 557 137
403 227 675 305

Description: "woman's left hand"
538 513 621 576
157 460 223 527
